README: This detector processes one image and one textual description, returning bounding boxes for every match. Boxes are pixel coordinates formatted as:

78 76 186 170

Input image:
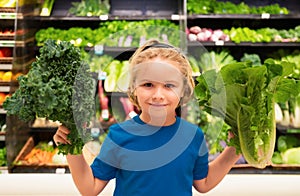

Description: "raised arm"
193 146 241 193
53 125 108 195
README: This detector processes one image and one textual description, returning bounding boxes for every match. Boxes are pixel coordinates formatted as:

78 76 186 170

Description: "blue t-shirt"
91 115 208 196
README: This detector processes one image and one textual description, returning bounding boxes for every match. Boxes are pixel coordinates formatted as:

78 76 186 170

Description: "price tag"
0 13 16 19
171 14 180 20
99 15 108 20
0 86 10 92
94 44 104 55
98 71 107 80
55 168 66 174
215 40 224 46
261 13 270 19
91 128 100 137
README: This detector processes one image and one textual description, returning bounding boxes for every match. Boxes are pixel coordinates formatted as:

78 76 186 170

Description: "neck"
139 113 176 126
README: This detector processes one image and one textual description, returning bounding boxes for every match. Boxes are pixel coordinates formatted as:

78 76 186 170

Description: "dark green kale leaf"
3 39 96 155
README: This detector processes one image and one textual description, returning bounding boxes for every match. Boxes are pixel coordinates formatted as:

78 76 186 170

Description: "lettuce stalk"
195 59 299 168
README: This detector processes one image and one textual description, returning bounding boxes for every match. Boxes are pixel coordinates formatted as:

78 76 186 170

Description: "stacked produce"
3 40 96 155
0 147 6 167
195 59 299 168
187 26 229 42
35 20 179 47
224 26 300 43
187 0 289 15
0 0 16 7
272 135 300 165
268 50 300 129
0 48 12 58
15 141 67 166
187 25 300 43
69 0 110 16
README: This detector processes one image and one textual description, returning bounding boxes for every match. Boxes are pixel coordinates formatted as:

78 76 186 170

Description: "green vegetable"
277 135 300 153
40 0 55 16
240 53 261 66
282 147 300 164
0 147 7 166
69 0 110 16
187 0 289 14
195 59 299 168
3 40 96 155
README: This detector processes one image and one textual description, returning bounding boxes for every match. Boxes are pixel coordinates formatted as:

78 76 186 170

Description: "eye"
165 83 176 88
142 82 153 87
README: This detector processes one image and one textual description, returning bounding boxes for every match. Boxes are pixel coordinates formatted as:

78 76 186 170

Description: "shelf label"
55 168 66 174
261 13 270 19
0 13 16 19
0 40 15 47
171 14 180 20
99 15 108 20
98 71 107 80
94 44 104 55
0 86 10 92
0 64 13 70
215 40 224 46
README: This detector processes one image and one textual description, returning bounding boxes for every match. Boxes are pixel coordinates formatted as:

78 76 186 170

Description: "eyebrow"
137 79 180 84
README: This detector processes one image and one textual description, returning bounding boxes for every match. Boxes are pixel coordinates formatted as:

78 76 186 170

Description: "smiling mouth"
149 103 167 107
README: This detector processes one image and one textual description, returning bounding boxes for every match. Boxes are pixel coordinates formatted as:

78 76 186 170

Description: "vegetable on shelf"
40 0 56 16
69 0 110 16
195 59 300 168
272 135 300 165
187 26 229 42
3 39 96 155
187 0 289 15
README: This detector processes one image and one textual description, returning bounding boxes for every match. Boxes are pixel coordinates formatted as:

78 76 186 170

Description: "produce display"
0 0 16 7
189 50 236 73
187 26 229 42
40 0 55 16
69 0 110 16
272 135 300 165
15 141 67 166
195 59 300 168
223 26 300 43
35 20 179 47
0 147 6 166
187 25 300 43
187 0 289 15
272 50 300 128
3 40 96 155
0 48 12 58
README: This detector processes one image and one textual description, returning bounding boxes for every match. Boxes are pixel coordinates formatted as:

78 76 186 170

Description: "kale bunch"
4 39 96 155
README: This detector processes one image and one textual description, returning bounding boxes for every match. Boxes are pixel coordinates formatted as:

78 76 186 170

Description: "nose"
152 86 165 100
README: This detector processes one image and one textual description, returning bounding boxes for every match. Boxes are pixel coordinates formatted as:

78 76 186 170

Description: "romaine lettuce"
195 59 299 168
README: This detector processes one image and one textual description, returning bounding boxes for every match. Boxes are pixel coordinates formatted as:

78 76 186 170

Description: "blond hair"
127 39 195 110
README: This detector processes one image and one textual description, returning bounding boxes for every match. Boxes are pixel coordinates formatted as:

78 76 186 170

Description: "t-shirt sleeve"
90 156 117 181
193 129 209 180
90 130 118 181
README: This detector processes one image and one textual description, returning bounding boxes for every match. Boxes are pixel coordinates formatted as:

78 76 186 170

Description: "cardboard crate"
13 136 68 168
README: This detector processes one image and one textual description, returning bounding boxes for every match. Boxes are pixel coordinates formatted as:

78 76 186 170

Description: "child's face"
133 59 184 125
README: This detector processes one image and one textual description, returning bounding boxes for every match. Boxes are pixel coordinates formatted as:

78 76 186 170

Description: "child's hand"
53 125 71 146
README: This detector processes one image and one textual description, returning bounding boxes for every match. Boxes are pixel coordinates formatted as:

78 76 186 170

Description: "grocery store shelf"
0 174 299 195
188 41 300 47
188 14 300 20
0 166 8 174
28 14 182 21
0 108 6 114
0 132 5 141
0 37 35 47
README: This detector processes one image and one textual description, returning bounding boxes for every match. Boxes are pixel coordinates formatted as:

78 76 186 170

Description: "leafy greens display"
3 39 96 155
195 59 300 168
